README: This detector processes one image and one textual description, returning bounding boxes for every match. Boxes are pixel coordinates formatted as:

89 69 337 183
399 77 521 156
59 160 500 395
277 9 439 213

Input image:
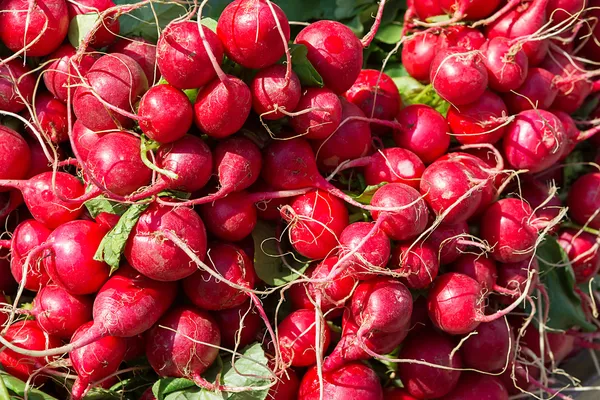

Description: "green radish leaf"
115 0 188 42
201 17 218 33
153 378 199 400
223 343 272 400
273 0 336 21
285 44 324 87
0 371 58 400
346 182 388 205
393 75 450 115
68 13 101 48
375 23 403 44
84 195 128 218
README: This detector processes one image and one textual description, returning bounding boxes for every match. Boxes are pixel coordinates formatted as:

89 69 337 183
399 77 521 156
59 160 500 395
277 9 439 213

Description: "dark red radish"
578 4 600 63
123 334 146 361
520 178 562 229
363 148 425 188
8 219 52 291
503 109 566 173
269 369 300 400
481 37 529 92
199 192 257 242
146 306 220 386
394 104 449 163
283 190 349 259
496 258 540 303
156 21 223 89
426 221 469 264
412 0 444 20
548 0 587 26
554 110 579 160
391 242 439 289
254 181 290 221
0 254 16 292
0 320 61 383
430 47 488 106
24 91 69 144
0 0 68 56
521 324 575 364
384 388 417 399
209 136 263 193
70 120 107 163
213 301 261 349
251 64 302 120
450 254 498 292
339 221 391 279
558 229 600 283
109 37 158 84
294 21 363 94
445 373 509 400
439 0 503 20
0 190 22 226
217 0 289 69
156 135 213 193
43 44 97 103
138 84 192 144
500 361 540 395
540 51 592 113
140 388 156 400
290 87 343 140
503 68 558 113
401 32 439 82
0 58 35 112
447 90 508 145
461 318 514 372
299 362 383 400
26 139 64 178
73 53 148 130
0 293 8 325
567 173 600 229
0 125 31 181
67 0 119 47
438 25 487 50
397 330 462 399
70 321 128 400
32 285 93 339
278 309 332 367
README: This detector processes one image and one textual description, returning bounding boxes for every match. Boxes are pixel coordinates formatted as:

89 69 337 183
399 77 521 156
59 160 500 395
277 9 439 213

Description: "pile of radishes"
0 0 600 398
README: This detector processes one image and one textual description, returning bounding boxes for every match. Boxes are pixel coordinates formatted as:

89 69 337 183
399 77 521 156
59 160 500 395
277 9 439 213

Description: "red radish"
0 254 16 292
401 32 439 83
67 0 119 47
254 181 290 221
520 177 562 228
0 59 35 112
0 125 31 181
579 4 600 62
73 53 148 130
363 148 425 188
503 67 558 113
146 306 220 387
439 0 503 20
299 362 383 400
213 136 262 192
32 285 93 339
278 309 332 367
447 90 509 144
496 258 540 303
339 221 391 278
138 84 193 144
70 321 128 400
290 87 343 140
426 221 469 264
460 318 514 372
521 324 575 364
251 64 302 120
109 37 158 84
481 37 529 92
554 110 579 159
213 301 261 349
217 0 290 69
95 212 120 232
567 173 600 229
8 219 52 291
391 242 439 289
283 190 349 259
26 139 64 178
500 361 540 395
548 0 586 26
24 92 69 144
0 320 60 383
70 120 107 163
156 21 223 89
43 44 97 103
0 190 22 226
397 330 462 399
269 369 300 400
0 0 69 56
0 293 8 325
438 25 487 50
540 51 592 113
445 373 509 400
384 388 417 399
450 254 498 292
199 192 257 242
140 388 156 400
394 104 449 163
503 109 566 173
156 135 213 193
430 47 488 106
558 229 600 283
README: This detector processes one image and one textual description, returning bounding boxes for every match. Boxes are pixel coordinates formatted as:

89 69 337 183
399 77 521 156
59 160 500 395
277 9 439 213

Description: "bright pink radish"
430 47 488 106
384 388 417 399
32 285 93 339
391 242 439 289
290 87 343 140
496 258 539 303
426 221 469 264
156 135 213 193
200 192 257 241
70 120 107 163
213 301 261 349
70 321 127 400
363 148 425 188
401 32 439 82
481 37 529 92
394 104 449 163
43 44 97 103
567 173 600 229
503 67 558 113
67 0 119 47
554 110 579 160
520 177 562 228
412 0 444 19
339 221 391 278
269 369 300 400
438 25 487 50
294 21 363 94
371 183 428 241
217 0 289 69
109 37 158 84
0 126 31 181
397 330 462 399
8 219 51 291
251 64 302 120
461 318 514 372
283 190 349 259
503 109 566 173
24 91 69 144
447 90 508 144
445 373 509 400
451 254 498 292
0 0 68 56
138 84 192 144
146 306 220 386
299 362 383 400
439 0 503 20
73 53 148 130
0 59 35 112
540 51 592 113
558 229 600 283
279 309 331 367
156 21 223 89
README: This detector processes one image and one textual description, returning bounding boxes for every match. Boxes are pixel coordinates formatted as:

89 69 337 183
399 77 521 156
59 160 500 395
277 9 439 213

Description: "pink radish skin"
540 50 592 113
558 229 600 283
43 44 97 103
444 373 509 400
481 37 529 92
426 221 469 265
66 0 120 47
109 37 158 84
138 84 192 144
438 25 486 50
339 221 391 279
440 0 503 20
567 173 600 229
70 321 128 400
213 136 263 193
394 104 449 163
0 0 69 56
156 21 224 90
9 220 52 292
251 64 302 120
554 110 579 160
363 148 425 188
24 92 69 144
0 59 35 112
401 32 439 83
290 87 343 140
278 309 332 367
70 120 108 164
503 68 558 113
450 254 498 292
213 301 261 349
32 285 93 339
391 242 439 289
156 135 213 193
0 126 31 181
398 330 462 399
199 192 257 242
269 369 300 400
299 362 383 400
460 318 514 372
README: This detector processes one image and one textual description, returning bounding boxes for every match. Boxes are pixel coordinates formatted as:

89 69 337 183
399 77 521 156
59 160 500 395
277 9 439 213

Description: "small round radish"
426 221 469 265
500 360 540 395
250 64 302 120
438 25 487 50
460 318 514 372
109 37 158 84
548 0 586 26
384 388 417 399
447 90 508 144
390 242 439 289
0 254 16 292
32 285 93 339
156 135 213 193
444 373 509 400
496 258 540 303
10 219 52 291
213 136 263 193
299 362 383 400
540 50 592 113
66 0 120 47
269 369 300 400
450 254 498 292
521 324 575 364
440 0 503 20
558 229 600 283
412 0 444 20
554 110 579 160
199 192 257 242
156 21 224 89
363 148 425 188
290 87 343 140
394 104 449 163
43 44 97 103
481 37 529 92
0 59 35 112
70 120 107 163
520 177 562 229
401 32 439 82
0 125 31 181
138 84 193 144
503 67 558 113
213 301 261 349
279 309 331 367
24 92 69 144
567 173 600 229
339 221 391 278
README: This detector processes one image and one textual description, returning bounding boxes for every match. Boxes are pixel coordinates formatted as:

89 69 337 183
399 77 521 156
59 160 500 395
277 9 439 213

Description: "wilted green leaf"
85 196 128 218
286 44 324 87
393 76 450 115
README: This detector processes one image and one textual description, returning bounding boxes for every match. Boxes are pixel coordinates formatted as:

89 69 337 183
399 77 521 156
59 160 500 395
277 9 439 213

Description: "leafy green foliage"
347 182 387 205
391 74 450 115
285 44 323 87
0 371 57 400
68 13 101 48
85 196 128 218
115 0 189 42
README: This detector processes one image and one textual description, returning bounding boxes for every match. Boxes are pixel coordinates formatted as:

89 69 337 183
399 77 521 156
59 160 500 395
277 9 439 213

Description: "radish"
138 84 193 144
496 258 540 303
401 32 439 83
32 285 93 339
109 37 158 84
0 255 16 292
200 192 257 241
339 221 391 278
445 373 509 400
278 309 332 367
269 369 300 400
394 104 449 163
439 0 503 21
217 0 290 69
567 173 600 229
450 254 498 292
521 324 575 364
0 0 69 56
558 229 600 283
426 221 469 264
0 59 35 112
397 330 462 399
430 47 488 106
24 92 69 144
43 44 97 103
481 37 529 92
146 306 220 388
251 64 302 120
70 321 128 400
411 0 444 20
502 67 558 113
290 87 343 140
156 21 223 89
363 148 425 188
503 109 566 173
554 110 579 160
384 388 417 399
73 53 148 130
26 139 64 178
299 362 383 400
213 301 261 349
0 125 31 180
540 50 592 113
7 219 52 291
66 0 120 48
460 318 514 372
520 177 563 229
70 120 107 164
438 25 487 50
500 360 541 395
447 90 508 144
283 190 349 259
391 242 439 289
548 0 587 26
